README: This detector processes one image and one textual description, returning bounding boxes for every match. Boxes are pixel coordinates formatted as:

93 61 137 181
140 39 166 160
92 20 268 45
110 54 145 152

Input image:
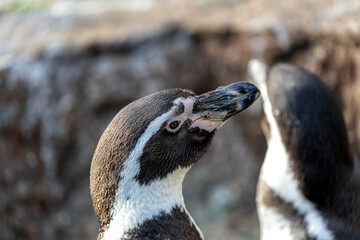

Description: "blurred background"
1 0 360 239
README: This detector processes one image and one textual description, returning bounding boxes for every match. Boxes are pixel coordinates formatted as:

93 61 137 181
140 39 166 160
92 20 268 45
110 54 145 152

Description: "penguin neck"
118 166 188 211
259 89 335 240
101 166 202 240
259 81 298 199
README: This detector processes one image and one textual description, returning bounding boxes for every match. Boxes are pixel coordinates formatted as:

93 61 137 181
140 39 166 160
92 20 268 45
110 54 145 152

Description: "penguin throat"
102 167 191 240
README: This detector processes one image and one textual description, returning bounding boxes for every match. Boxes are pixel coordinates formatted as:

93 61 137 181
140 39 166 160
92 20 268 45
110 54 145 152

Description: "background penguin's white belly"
258 201 295 240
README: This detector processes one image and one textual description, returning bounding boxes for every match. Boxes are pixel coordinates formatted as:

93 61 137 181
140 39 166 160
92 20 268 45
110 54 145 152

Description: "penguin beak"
191 82 260 132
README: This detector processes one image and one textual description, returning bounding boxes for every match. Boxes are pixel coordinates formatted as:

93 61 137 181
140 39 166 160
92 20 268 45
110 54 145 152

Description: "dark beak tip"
243 88 260 106
253 88 261 99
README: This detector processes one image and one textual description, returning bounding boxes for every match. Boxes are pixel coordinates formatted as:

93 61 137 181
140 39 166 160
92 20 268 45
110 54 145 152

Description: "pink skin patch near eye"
181 97 195 115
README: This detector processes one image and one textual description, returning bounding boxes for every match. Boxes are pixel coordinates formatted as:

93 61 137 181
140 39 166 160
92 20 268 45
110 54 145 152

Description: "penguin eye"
170 121 179 129
166 120 182 133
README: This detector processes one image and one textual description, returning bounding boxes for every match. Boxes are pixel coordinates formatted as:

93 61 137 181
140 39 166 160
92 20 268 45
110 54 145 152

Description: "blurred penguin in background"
248 60 360 240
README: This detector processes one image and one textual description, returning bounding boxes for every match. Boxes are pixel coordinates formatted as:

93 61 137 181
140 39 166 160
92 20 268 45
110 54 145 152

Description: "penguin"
90 82 260 240
248 59 360 240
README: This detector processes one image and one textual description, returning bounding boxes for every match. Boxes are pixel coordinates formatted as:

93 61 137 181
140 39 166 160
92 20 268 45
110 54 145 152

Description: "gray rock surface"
1 0 359 239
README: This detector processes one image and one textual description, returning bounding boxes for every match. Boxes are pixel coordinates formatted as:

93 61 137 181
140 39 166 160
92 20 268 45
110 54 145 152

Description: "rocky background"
1 0 359 239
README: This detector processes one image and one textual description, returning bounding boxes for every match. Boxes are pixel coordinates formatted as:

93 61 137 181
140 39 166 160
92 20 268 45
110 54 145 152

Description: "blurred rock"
0 0 359 240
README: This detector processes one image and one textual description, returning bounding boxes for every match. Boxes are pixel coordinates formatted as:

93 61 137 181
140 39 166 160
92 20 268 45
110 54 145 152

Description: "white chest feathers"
102 167 203 240
258 202 296 240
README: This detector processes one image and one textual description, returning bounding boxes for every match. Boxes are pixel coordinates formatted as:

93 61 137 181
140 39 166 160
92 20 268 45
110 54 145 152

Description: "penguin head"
99 82 259 184
90 82 259 228
248 59 350 160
